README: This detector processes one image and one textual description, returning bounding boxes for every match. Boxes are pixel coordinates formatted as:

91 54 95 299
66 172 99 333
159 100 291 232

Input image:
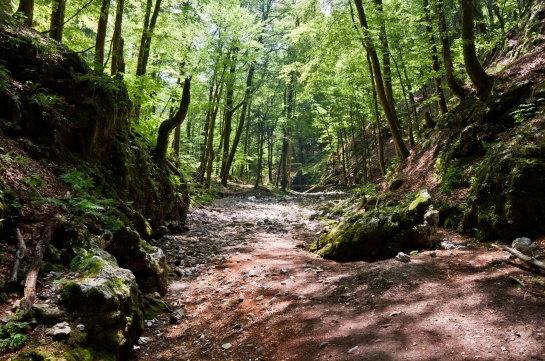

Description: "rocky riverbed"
129 190 545 361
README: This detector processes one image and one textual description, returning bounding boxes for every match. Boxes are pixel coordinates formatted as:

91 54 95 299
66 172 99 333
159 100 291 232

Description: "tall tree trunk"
219 49 238 183
49 0 66 41
391 52 416 146
94 0 110 72
136 0 162 76
353 0 410 160
173 124 181 160
367 54 387 176
15 0 34 26
254 114 265 188
374 0 401 131
155 78 191 165
110 0 124 76
461 0 490 95
434 0 468 100
221 62 255 186
423 0 448 114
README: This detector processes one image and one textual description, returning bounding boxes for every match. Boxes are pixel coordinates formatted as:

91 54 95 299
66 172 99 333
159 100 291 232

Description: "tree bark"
423 0 448 114
15 0 34 26
94 0 110 72
434 0 468 100
136 0 162 76
367 54 387 176
155 77 191 165
110 0 125 76
49 0 66 41
461 0 490 95
221 62 255 185
353 0 409 160
24 221 59 314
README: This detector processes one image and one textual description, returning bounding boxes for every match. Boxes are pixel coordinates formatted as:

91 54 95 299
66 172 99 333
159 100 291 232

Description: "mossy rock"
311 191 438 261
12 349 59 361
60 259 143 359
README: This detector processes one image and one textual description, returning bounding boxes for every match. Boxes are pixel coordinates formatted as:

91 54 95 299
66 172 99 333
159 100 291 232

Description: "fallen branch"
10 228 29 283
23 221 60 315
491 243 545 272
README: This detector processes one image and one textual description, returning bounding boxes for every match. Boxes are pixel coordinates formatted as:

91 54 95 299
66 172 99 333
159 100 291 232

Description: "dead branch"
491 243 545 272
10 229 29 283
23 221 59 315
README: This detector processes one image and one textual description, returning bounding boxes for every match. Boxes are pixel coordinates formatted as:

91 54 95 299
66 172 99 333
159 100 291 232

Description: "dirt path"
131 192 545 361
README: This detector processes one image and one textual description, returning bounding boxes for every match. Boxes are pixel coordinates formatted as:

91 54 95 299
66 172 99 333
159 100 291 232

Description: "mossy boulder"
311 190 439 261
60 259 143 360
106 227 168 295
460 131 545 240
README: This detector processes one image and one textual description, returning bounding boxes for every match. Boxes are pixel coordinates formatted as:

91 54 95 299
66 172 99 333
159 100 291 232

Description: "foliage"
0 316 29 351
35 170 124 231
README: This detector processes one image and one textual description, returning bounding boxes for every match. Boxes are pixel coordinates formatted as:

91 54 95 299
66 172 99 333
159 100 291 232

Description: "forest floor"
130 189 545 361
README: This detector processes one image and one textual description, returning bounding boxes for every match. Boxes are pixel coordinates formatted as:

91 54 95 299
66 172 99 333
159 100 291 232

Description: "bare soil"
130 191 545 361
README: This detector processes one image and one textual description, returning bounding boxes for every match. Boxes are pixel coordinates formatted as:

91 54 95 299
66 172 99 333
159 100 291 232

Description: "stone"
348 346 359 354
395 252 410 263
512 237 533 254
60 258 143 358
319 341 329 349
51 322 71 340
222 343 232 350
168 307 185 324
33 304 65 325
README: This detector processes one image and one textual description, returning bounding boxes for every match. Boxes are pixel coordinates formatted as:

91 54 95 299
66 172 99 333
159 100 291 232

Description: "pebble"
222 343 232 349
319 341 329 349
348 346 358 354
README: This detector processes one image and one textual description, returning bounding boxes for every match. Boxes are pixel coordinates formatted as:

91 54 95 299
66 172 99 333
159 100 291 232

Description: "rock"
76 324 85 331
106 227 169 295
395 252 411 263
319 341 329 349
51 322 71 340
430 252 437 257
33 304 65 325
169 308 186 324
248 270 257 277
512 237 533 254
310 191 439 261
222 343 232 349
348 346 359 354
60 258 143 358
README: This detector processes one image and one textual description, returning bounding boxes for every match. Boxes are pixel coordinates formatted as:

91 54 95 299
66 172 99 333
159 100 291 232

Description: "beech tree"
461 0 491 95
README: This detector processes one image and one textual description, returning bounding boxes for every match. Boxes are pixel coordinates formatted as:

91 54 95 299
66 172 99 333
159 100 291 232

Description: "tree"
434 0 468 100
111 0 125 76
461 0 491 95
423 0 448 114
352 0 410 160
15 0 34 26
49 0 66 41
155 77 192 165
94 0 110 72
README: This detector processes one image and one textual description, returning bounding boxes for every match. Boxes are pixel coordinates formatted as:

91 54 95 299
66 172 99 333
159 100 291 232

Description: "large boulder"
106 227 168 295
310 190 438 261
60 257 143 360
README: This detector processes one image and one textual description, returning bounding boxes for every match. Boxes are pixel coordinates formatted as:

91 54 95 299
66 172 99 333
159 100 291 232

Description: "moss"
140 240 154 254
12 349 57 361
42 262 65 273
408 190 431 212
64 346 93 361
142 293 169 319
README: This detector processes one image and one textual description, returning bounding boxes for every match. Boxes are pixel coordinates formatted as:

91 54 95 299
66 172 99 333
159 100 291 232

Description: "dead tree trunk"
24 221 59 315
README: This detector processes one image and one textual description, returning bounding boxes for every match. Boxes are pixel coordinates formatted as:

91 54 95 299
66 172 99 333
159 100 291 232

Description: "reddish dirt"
130 193 545 361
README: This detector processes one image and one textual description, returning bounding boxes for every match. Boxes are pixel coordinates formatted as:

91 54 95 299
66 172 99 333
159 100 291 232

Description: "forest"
0 0 545 359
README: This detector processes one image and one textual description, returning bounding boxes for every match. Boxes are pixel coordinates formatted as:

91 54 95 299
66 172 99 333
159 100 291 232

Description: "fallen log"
491 243 545 272
23 220 60 315
10 228 29 283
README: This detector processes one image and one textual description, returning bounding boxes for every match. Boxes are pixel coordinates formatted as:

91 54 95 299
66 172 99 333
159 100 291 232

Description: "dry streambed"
132 192 545 361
